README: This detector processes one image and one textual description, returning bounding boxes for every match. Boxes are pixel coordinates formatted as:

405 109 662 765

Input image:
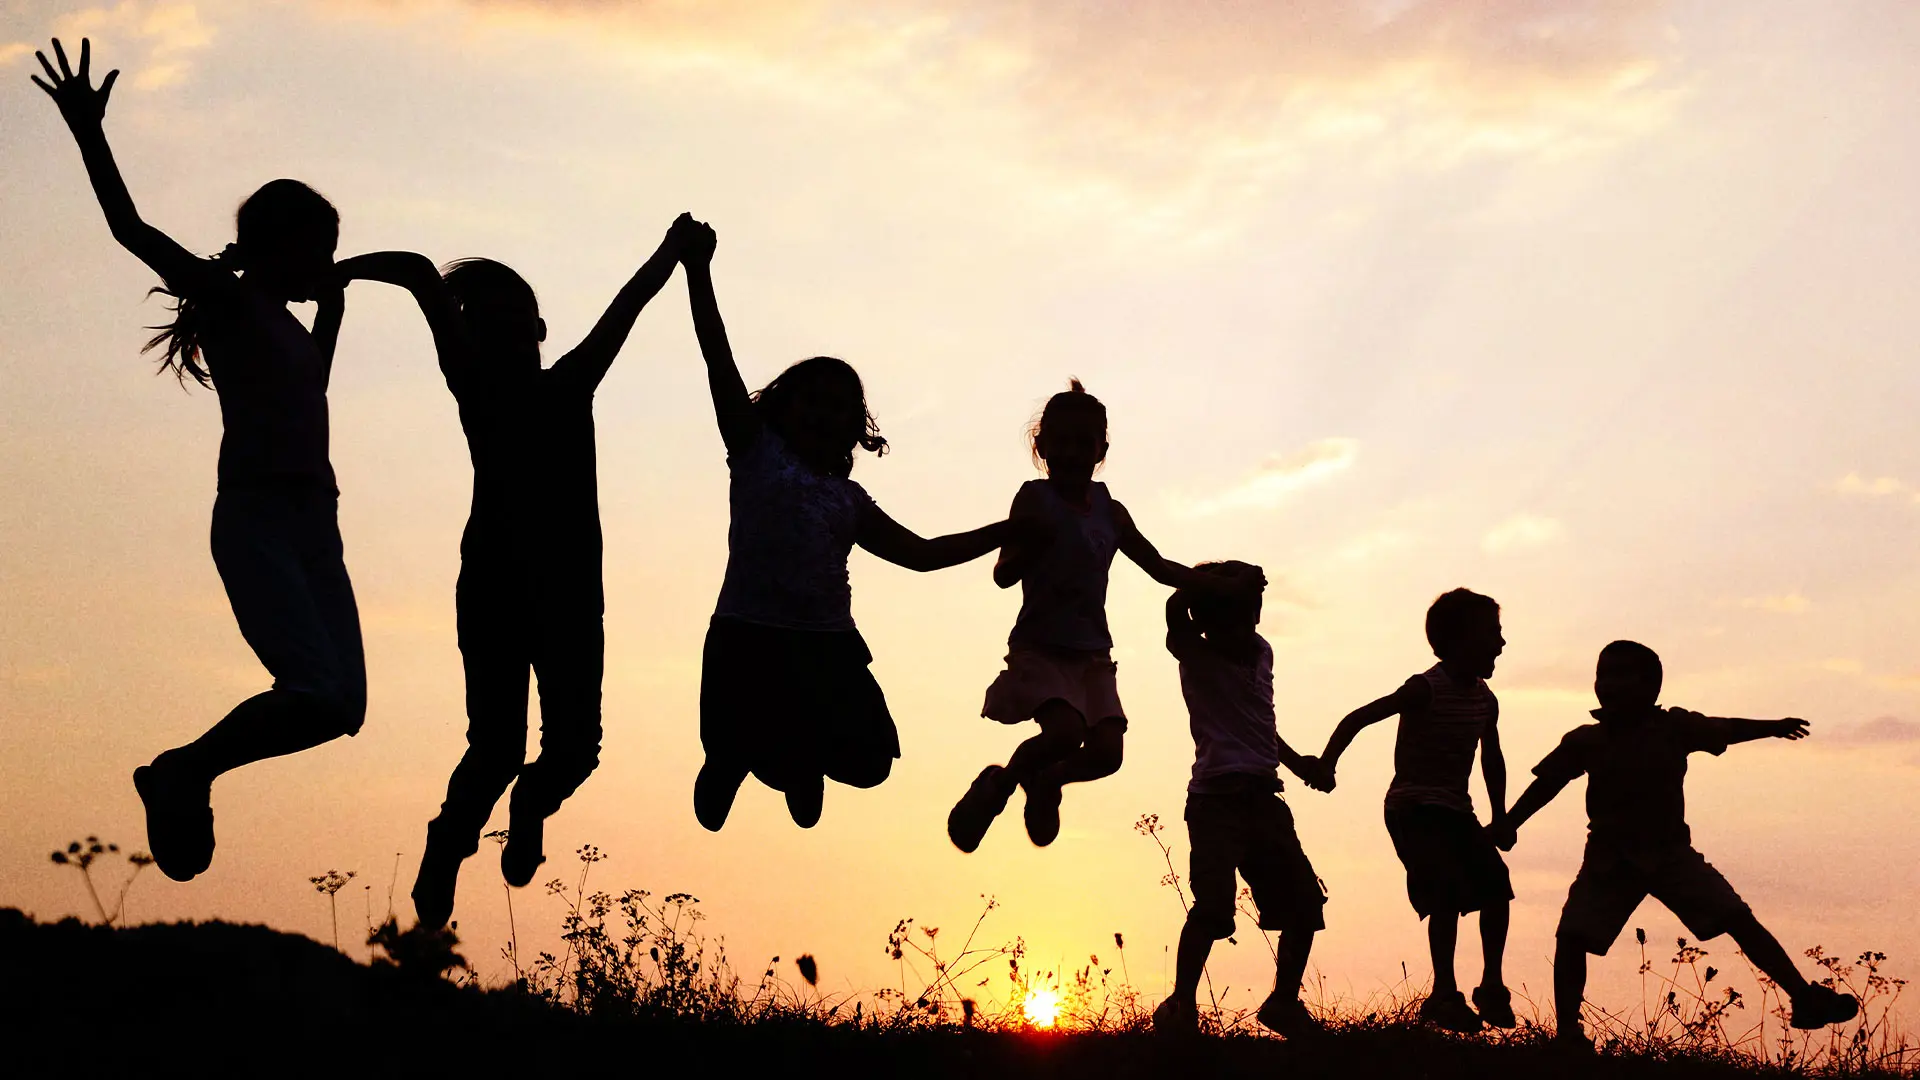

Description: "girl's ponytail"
142 244 240 388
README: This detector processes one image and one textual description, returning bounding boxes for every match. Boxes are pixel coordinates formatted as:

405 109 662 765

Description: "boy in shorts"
1496 640 1859 1049
1152 563 1331 1037
1315 588 1514 1032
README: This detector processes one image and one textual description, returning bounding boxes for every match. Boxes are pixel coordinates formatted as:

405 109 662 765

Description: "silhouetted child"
335 219 692 927
1315 588 1513 1031
676 217 1011 830
1151 563 1330 1038
1496 640 1859 1050
36 39 365 882
946 382 1261 853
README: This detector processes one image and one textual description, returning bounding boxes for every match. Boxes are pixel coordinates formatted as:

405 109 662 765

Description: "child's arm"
855 504 1011 572
1722 715 1808 745
1481 702 1508 826
34 39 233 302
312 279 346 375
992 484 1050 588
678 218 759 455
333 252 472 386
551 217 687 389
1164 592 1203 661
1490 729 1591 849
1317 676 1431 789
1112 501 1264 595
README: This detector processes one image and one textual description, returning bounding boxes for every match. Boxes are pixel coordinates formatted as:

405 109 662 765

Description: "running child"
1314 587 1514 1031
1151 564 1332 1038
333 218 694 927
677 217 1012 830
35 39 365 881
946 382 1262 853
1495 640 1859 1050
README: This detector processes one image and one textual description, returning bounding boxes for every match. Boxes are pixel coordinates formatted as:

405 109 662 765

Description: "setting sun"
1021 987 1061 1030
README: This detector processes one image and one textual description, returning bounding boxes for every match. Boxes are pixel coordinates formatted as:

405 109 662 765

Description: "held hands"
671 212 717 268
1488 820 1518 852
1293 755 1335 793
1773 717 1810 741
31 38 117 129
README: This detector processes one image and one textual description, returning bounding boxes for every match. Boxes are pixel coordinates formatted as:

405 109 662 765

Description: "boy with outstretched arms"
1495 640 1858 1049
1152 562 1331 1037
1315 588 1514 1032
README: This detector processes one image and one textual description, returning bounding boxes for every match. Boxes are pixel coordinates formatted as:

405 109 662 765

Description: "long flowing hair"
752 356 887 478
143 179 339 387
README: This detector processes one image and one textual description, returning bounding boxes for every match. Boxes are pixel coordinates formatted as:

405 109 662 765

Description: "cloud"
1836 472 1920 503
1826 716 1920 746
1172 437 1358 517
1481 512 1565 553
1734 593 1810 615
22 2 216 90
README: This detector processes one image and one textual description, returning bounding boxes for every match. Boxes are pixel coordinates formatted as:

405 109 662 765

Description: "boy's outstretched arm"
552 216 687 389
1112 501 1264 595
856 503 1011 572
1493 772 1574 850
1722 715 1809 745
1482 705 1509 825
679 218 759 455
35 38 230 301
334 252 471 386
1318 677 1431 788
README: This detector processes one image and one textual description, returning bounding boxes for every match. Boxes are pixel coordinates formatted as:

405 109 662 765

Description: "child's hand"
1488 821 1518 851
677 215 718 268
1196 562 1266 596
1773 717 1810 741
1296 755 1335 793
31 39 117 129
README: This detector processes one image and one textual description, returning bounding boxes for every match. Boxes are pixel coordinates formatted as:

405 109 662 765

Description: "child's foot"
1419 989 1483 1033
411 841 462 930
785 775 824 829
947 766 1014 853
1021 778 1063 847
1550 1028 1595 1055
500 812 545 888
1256 992 1320 1038
133 753 214 882
1472 984 1517 1028
1790 983 1860 1029
693 758 749 832
1151 995 1199 1034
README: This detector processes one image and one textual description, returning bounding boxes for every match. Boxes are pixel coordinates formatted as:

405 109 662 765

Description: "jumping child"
1495 639 1859 1050
677 217 1011 830
335 217 693 927
36 39 365 881
1314 587 1514 1031
1152 563 1331 1037
946 381 1261 853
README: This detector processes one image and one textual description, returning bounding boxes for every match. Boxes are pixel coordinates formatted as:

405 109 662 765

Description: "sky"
4 0 1920 1026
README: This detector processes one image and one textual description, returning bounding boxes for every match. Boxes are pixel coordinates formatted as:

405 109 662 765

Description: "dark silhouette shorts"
1185 789 1327 940
1384 803 1513 918
701 617 900 792
1557 839 1753 956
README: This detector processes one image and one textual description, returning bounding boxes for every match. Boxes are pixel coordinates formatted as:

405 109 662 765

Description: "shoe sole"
948 769 1010 853
133 765 210 883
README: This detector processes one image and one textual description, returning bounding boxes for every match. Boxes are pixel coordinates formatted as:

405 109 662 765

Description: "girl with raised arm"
332 217 690 928
34 39 362 881
676 217 1010 831
946 381 1262 853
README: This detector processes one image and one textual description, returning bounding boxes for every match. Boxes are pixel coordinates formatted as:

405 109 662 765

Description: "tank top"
1383 664 1496 814
1182 635 1281 793
1007 479 1117 652
713 430 873 632
201 287 335 494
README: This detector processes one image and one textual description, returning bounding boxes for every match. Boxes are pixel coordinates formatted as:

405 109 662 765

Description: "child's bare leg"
1005 700 1087 784
1726 913 1810 994
1041 718 1124 787
1275 926 1317 997
1173 919 1214 1002
1479 898 1509 989
1553 936 1588 1038
1428 912 1461 995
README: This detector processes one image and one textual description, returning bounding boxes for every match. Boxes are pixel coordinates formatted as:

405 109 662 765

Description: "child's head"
1595 640 1663 714
1425 588 1504 678
144 179 339 386
1188 560 1265 636
1030 379 1108 482
231 179 339 303
442 258 547 368
754 356 887 477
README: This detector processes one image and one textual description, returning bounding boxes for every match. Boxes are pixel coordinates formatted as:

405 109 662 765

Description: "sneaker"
500 811 545 888
1256 993 1320 1038
693 758 749 832
1419 989 1483 1033
1550 1028 1595 1055
947 766 1013 853
1152 995 1199 1034
785 775 825 829
1790 983 1861 1030
411 841 462 930
133 753 214 883
1472 983 1517 1028
1022 779 1063 847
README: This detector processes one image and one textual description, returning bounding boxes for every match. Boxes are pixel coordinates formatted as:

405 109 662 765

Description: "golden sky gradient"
4 0 1919 1016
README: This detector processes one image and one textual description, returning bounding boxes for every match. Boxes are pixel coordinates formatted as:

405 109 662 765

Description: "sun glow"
1021 987 1061 1029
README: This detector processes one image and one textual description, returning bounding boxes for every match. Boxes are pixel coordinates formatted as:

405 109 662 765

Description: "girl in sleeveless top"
35 40 365 882
946 381 1263 853
676 217 1012 831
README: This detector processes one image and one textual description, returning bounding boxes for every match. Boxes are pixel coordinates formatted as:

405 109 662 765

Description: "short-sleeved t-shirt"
1384 664 1496 815
1181 634 1280 793
714 429 874 632
1532 707 1732 852
201 287 335 494
1007 480 1118 652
